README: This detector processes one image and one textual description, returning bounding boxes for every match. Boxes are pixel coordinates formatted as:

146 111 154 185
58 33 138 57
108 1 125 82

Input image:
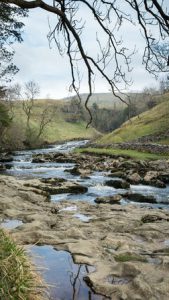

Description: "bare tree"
36 106 55 139
160 75 169 94
21 80 55 145
22 80 40 138
1 0 169 124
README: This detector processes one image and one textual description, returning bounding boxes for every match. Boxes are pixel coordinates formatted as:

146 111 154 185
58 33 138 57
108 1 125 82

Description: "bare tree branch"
1 0 169 124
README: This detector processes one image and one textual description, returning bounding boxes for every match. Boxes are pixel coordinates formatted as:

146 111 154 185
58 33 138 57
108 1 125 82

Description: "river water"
1 139 169 299
4 140 169 207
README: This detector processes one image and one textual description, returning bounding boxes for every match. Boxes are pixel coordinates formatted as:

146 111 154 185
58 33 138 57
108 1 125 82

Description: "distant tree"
22 80 40 140
91 104 125 133
0 87 12 139
36 106 55 139
160 75 169 94
62 97 85 122
19 80 54 146
0 3 27 82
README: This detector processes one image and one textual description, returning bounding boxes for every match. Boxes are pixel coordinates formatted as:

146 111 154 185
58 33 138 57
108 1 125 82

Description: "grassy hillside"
3 99 99 149
97 93 169 144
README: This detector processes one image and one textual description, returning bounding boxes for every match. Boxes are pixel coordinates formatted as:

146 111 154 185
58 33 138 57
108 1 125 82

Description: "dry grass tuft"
0 229 45 300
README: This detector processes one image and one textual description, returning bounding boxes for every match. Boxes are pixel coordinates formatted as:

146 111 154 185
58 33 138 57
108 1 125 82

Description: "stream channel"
1 140 169 299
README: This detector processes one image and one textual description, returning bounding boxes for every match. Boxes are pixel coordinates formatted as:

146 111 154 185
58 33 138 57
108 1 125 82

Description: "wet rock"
105 179 130 189
79 168 92 178
67 166 92 178
25 177 88 195
158 173 169 184
32 157 46 163
119 160 138 169
0 155 13 163
5 164 13 169
142 179 166 188
108 171 125 178
40 177 66 184
67 166 81 175
2 175 169 299
144 171 158 182
95 195 122 204
123 192 157 203
127 172 142 184
0 163 6 171
32 152 75 163
53 156 75 163
152 179 166 188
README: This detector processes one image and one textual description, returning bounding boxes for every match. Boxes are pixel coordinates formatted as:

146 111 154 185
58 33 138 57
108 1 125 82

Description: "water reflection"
0 219 23 229
28 245 107 300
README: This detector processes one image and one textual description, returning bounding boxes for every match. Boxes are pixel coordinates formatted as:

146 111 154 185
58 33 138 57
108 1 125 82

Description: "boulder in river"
143 171 166 187
25 177 88 195
67 166 81 176
95 195 122 204
158 172 169 184
118 160 138 169
0 155 13 163
0 163 6 171
123 192 157 203
108 170 125 178
105 179 130 189
32 152 76 163
144 171 158 182
142 179 166 188
127 172 142 184
68 166 92 178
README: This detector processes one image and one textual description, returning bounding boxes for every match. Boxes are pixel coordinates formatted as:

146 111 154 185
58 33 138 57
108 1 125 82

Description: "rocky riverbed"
1 145 169 299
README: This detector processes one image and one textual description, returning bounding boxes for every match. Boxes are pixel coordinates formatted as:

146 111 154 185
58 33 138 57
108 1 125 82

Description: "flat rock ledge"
1 175 169 300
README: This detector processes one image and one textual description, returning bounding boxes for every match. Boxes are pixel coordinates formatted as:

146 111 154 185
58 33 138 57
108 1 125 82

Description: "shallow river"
2 140 169 299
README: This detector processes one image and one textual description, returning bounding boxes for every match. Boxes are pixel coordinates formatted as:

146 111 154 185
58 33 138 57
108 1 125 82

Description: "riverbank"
75 146 169 160
1 146 169 299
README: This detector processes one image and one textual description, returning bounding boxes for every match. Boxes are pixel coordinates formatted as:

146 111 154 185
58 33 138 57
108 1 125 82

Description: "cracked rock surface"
1 175 169 299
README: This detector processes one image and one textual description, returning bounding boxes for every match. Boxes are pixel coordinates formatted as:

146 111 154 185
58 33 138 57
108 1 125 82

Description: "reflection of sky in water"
28 245 107 300
0 219 23 229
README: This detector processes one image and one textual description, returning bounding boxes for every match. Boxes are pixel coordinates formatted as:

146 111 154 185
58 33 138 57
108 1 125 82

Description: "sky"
12 2 167 99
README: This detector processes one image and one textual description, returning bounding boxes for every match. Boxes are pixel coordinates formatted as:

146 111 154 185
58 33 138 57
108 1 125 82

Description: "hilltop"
63 92 127 108
97 92 169 145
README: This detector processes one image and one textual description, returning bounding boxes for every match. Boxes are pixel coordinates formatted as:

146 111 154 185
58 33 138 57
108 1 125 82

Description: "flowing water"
1 139 169 299
4 140 169 207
